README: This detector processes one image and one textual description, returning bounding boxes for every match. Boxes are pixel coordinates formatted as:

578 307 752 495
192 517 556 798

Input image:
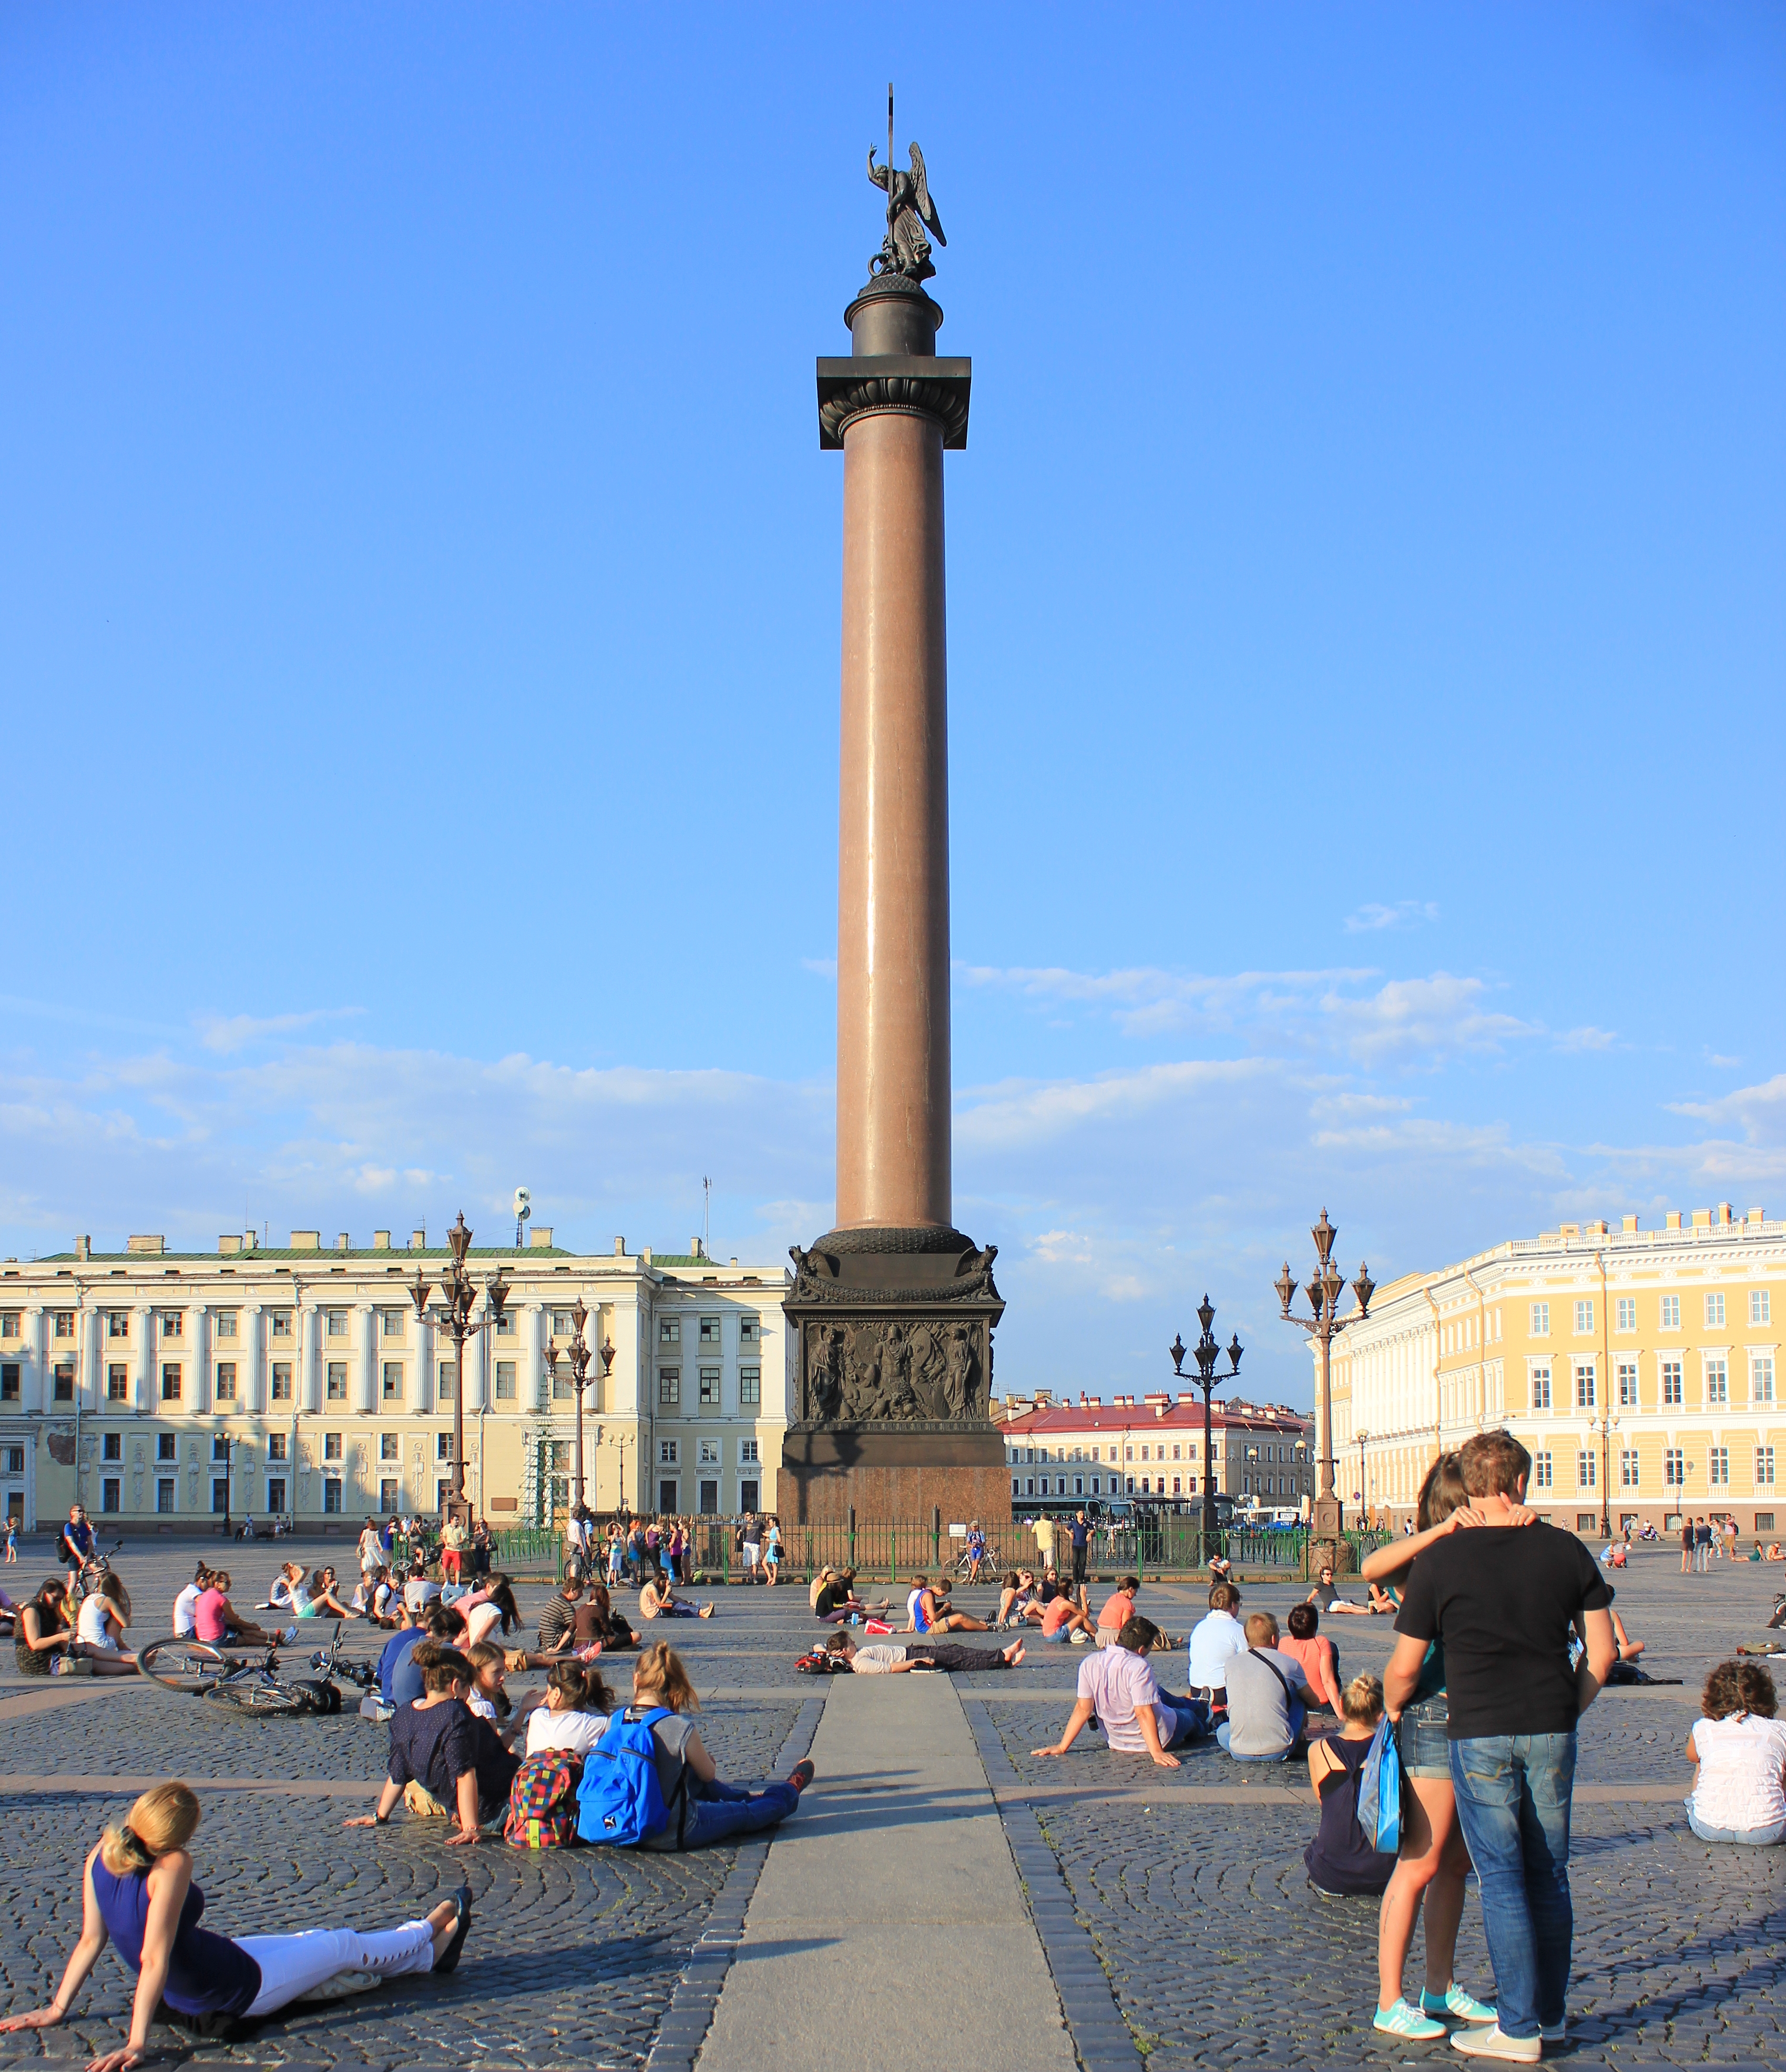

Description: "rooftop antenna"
703 1176 712 1262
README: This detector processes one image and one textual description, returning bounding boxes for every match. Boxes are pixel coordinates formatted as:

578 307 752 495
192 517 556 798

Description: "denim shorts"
1397 1695 1451 1780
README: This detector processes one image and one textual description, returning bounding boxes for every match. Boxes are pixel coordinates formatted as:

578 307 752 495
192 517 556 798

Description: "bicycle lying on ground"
139 1620 379 1715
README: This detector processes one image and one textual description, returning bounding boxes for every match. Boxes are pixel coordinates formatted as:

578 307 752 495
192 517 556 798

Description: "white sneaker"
1451 2024 1540 2063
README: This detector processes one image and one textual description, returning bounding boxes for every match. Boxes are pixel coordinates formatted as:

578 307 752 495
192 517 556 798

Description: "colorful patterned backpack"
504 1749 585 1849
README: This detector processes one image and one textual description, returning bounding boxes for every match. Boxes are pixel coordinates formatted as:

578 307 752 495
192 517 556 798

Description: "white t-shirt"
76 1594 119 1650
526 1707 609 1758
173 1583 203 1637
1688 1713 1786 1832
1187 1609 1248 1691
849 1644 909 1674
463 1600 504 1650
404 1577 441 1611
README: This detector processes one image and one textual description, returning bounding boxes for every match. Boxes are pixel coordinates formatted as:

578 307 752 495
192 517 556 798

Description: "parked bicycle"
139 1620 378 1715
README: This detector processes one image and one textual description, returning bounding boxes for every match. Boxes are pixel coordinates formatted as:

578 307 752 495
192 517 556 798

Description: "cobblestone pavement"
1 1536 1782 2067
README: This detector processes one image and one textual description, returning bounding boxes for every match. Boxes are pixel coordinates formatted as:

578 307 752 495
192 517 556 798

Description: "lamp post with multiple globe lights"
1275 1208 1374 1558
406 1211 509 1527
1170 1296 1243 1544
541 1298 617 1514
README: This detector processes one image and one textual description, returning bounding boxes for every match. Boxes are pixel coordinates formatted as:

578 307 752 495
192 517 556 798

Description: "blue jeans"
1687 1808 1786 1845
1216 1698 1304 1759
678 1776 800 1848
1450 1733 1576 2040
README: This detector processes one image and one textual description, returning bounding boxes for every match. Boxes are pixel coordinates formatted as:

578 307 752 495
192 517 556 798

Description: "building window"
100 1478 120 1512
1704 1291 1726 1328
1659 1293 1680 1330
1709 1447 1729 1487
1574 1301 1594 1335
436 1432 453 1460
1753 1290 1772 1326
1620 1448 1639 1488
215 1362 237 1403
1012 1477 1020 1496
380 1479 399 1513
739 1316 759 1345
739 1365 761 1406
157 1478 175 1514
659 1439 679 1467
214 1310 238 1340
1576 1451 1596 1489
107 1364 129 1404
437 1362 456 1402
54 1363 75 1401
1615 1297 1636 1333
54 1311 74 1338
1531 1365 1552 1410
383 1362 403 1400
1574 1363 1596 1409
268 1433 289 1462
380 1432 400 1462
161 1311 183 1339
699 1440 720 1467
0 1313 15 1340
324 1478 343 1513
0 1365 17 1403
1753 1356 1777 1406
160 1363 181 1402
1661 1359 1683 1406
326 1363 348 1401
272 1363 293 1401
107 1311 130 1339
323 1432 343 1461
1758 1448 1776 1488
699 1367 720 1406
549 1308 575 1337
698 1317 721 1346
102 1431 121 1462
271 1311 292 1339
1617 1362 1638 1407
1706 1358 1729 1406
495 1311 516 1337
552 1359 573 1400
1533 1451 1553 1490
740 1438 760 1465
495 1360 516 1400
157 1433 176 1462
1529 1302 1549 1336
658 1367 680 1408
381 1308 406 1338
659 1318 680 1346
326 1309 349 1339
211 1435 230 1462
1665 1447 1685 1487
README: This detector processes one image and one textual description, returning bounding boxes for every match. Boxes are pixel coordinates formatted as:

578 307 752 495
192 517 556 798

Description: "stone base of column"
780 1223 1007 1528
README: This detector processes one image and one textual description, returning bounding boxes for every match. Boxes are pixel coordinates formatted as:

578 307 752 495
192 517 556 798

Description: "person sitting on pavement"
622 1642 815 1848
172 1567 211 1639
1033 1616 1207 1768
1219 1612 1321 1761
811 1566 891 1623
1365 1580 1401 1613
1304 1673 1400 1898
994 1569 1038 1629
1187 1582 1248 1715
1039 1587 1098 1646
1306 1564 1373 1617
13 1580 74 1677
378 1606 462 1710
1685 1659 1786 1845
352 1567 401 1628
193 1571 294 1649
904 1576 988 1634
267 1561 309 1615
639 1574 715 1620
1610 1600 1645 1664
346 1641 520 1844
1095 1577 1140 1647
1280 1602 1345 1715
523 1659 616 1758
72 1570 140 1674
465 1640 536 1750
1207 1550 1234 1585
536 1575 586 1655
823 1629 1028 1673
297 1567 358 1620
574 1582 638 1653
1 1782 471 2057
402 1563 442 1614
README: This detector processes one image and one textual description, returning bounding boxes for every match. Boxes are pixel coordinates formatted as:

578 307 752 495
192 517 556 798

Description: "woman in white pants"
0 1783 470 2068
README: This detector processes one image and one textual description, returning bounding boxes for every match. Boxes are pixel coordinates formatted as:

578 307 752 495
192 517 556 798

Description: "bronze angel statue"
868 140 945 283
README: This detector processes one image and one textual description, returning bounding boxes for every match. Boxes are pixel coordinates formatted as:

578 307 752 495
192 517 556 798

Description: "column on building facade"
134 1304 156 1416
300 1303 321 1415
523 1304 544 1411
355 1303 376 1414
465 1321 487 1413
188 1306 209 1415
411 1312 433 1414
21 1306 44 1416
81 1305 103 1413
242 1305 264 1414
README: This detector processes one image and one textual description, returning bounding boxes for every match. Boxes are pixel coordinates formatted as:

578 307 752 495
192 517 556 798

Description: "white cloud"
196 1007 364 1053
1318 974 1536 1066
1343 900 1441 934
1554 1026 1618 1054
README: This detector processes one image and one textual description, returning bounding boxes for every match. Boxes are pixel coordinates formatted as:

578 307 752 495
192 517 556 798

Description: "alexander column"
779 101 1008 1528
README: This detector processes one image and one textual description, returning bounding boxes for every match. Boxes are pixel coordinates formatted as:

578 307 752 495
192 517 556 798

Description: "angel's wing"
908 141 945 245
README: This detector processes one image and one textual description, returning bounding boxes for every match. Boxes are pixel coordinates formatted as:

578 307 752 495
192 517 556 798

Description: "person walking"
1680 1515 1694 1575
1385 1431 1616 2061
4 1516 17 1563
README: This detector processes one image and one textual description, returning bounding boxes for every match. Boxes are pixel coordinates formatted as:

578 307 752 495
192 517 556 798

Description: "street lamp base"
443 1492 473 1529
1311 1494 1344 1540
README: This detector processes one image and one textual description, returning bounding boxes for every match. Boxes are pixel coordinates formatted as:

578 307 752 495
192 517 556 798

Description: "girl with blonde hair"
0 1782 471 2062
619 1642 814 1849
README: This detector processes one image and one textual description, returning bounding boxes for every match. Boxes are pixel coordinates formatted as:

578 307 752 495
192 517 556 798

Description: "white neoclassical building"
0 1225 792 1533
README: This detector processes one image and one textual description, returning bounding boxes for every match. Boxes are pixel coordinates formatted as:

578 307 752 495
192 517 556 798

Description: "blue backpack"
576 1705 682 1846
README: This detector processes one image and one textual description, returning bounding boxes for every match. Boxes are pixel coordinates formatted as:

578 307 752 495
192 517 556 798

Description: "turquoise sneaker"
1423 1984 1498 2025
1374 1999 1448 2040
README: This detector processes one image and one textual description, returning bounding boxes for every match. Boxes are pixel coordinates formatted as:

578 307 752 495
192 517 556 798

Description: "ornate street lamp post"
407 1212 509 1528
1170 1296 1243 1545
1356 1429 1370 1522
1277 1208 1374 1558
1596 1411 1620 1538
542 1305 619 1516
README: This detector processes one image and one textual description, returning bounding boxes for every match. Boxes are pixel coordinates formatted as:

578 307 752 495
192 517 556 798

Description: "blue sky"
3 5 1782 1409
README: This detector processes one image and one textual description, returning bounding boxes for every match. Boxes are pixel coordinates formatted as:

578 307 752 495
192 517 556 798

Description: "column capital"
818 355 970 450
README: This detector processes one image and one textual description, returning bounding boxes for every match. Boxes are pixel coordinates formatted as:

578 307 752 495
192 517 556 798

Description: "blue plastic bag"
1356 1717 1403 1853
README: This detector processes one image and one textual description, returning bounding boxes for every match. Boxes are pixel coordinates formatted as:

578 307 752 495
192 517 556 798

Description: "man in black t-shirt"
1386 1430 1615 2063
1069 1511 1091 1587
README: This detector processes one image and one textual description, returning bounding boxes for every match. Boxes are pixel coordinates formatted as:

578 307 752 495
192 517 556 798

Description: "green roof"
39 1245 574 1265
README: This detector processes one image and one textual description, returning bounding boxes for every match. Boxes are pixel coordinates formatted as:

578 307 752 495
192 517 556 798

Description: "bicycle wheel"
139 1636 229 1697
204 1678 312 1716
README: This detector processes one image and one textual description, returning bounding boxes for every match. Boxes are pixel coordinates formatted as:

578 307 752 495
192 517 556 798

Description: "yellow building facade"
1321 1204 1784 1538
0 1228 793 1533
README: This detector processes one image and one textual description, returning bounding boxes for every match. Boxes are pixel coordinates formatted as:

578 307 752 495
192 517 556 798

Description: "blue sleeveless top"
90 1858 262 2016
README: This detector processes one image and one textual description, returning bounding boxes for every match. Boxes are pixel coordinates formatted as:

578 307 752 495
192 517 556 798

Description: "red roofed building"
991 1392 1313 1514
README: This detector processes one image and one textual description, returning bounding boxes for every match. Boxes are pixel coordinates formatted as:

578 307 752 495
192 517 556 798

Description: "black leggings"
909 1643 1009 1672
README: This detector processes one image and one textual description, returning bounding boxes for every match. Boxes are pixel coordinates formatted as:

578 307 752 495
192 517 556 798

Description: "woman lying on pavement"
821 1630 1027 1672
1032 1615 1207 1768
1 1782 470 2067
624 1641 815 1846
